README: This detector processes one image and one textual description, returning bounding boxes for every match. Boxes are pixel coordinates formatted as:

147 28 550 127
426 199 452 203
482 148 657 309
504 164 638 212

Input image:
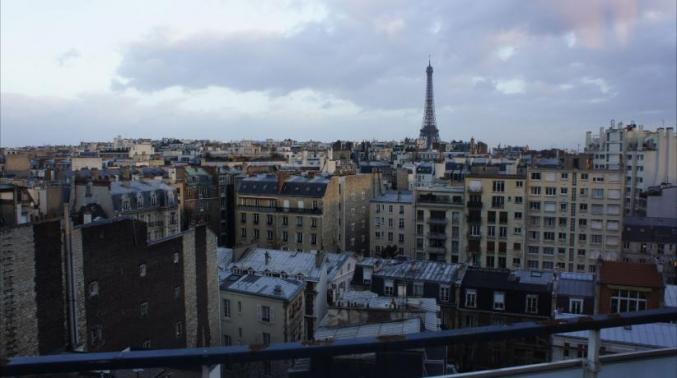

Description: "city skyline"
1 0 676 148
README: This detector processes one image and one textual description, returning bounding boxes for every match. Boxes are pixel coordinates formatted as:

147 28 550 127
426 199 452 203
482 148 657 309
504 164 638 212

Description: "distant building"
370 191 416 258
235 173 378 255
414 185 466 263
465 174 526 269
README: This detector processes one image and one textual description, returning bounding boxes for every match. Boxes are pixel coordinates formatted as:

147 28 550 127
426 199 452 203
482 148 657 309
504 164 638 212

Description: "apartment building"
597 261 664 314
228 248 328 339
464 175 527 269
220 273 304 345
370 191 416 258
71 178 180 241
414 185 466 263
1 218 221 356
235 173 377 254
585 123 676 215
525 166 624 273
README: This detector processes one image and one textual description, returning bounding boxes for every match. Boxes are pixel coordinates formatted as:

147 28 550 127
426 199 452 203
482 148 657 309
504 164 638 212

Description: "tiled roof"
599 261 663 288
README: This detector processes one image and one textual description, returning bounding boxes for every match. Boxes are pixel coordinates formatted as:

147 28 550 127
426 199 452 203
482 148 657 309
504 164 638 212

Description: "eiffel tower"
419 58 440 150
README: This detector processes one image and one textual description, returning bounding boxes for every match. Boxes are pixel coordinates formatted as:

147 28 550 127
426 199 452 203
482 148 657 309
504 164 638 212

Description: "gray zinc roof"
315 318 421 340
361 258 460 284
557 322 677 349
558 272 595 297
221 273 304 302
231 248 324 282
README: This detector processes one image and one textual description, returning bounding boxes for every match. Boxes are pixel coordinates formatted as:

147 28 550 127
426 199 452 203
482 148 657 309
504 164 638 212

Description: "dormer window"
122 196 130 211
136 193 144 208
150 192 158 206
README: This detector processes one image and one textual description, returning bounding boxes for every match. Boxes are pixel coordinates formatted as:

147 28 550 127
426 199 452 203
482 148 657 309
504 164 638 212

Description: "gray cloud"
57 48 81 66
3 0 675 148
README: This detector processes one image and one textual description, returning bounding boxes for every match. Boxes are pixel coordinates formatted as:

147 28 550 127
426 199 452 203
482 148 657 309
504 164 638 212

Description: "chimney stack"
276 171 289 192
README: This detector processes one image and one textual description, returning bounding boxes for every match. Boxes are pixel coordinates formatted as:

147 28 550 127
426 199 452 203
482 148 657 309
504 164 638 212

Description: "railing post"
584 329 601 378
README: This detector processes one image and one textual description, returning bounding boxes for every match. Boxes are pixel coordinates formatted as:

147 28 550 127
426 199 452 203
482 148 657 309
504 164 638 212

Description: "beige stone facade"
369 191 416 258
414 186 466 263
524 168 624 273
464 175 527 269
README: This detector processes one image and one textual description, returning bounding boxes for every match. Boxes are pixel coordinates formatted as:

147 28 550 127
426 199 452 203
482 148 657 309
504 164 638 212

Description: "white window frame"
223 299 231 318
384 279 394 296
440 285 450 303
569 298 584 314
493 291 505 311
465 289 477 308
526 294 538 314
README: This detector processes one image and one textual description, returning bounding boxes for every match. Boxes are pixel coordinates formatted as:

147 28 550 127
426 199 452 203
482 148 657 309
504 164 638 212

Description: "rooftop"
230 248 325 282
237 174 330 198
557 272 595 297
462 268 555 292
220 273 304 302
358 257 460 284
556 319 677 349
315 318 421 340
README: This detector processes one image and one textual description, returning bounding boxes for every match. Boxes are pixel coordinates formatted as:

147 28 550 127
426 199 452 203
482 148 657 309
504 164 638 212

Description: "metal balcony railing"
3 308 677 377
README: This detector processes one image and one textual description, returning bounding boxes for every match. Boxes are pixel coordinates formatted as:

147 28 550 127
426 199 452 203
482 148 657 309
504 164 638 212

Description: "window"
465 289 477 308
493 291 505 310
492 181 505 192
175 321 183 338
296 216 303 227
89 325 103 345
516 181 524 188
240 228 247 238
253 213 259 225
530 186 542 195
491 196 505 208
514 211 522 220
224 334 232 346
311 218 318 228
296 232 303 243
569 298 584 314
240 213 246 223
611 290 647 313
384 280 394 296
223 299 231 318
413 282 424 297
526 294 538 313
440 285 451 302
267 230 273 240
260 305 271 322
545 187 557 196
88 281 99 298
140 302 149 317
515 196 523 204
139 264 147 277
267 214 273 225
531 172 541 180
174 286 181 300
262 332 271 345
253 229 260 240
311 233 317 245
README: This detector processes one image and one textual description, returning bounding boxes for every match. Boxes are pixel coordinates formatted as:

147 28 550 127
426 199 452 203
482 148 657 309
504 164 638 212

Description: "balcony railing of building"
3 308 677 377
427 218 448 225
239 205 322 215
466 201 483 209
427 232 448 240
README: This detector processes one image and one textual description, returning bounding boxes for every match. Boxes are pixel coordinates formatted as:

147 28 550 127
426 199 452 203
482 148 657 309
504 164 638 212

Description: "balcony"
427 246 447 254
427 218 448 225
427 232 447 240
467 201 483 209
5 308 675 378
466 216 482 224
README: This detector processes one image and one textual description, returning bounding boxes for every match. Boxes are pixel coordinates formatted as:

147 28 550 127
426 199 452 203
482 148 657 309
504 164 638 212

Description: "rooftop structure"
220 273 304 302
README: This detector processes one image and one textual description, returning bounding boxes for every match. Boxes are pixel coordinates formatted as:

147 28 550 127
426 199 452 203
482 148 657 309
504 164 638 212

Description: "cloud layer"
2 0 675 147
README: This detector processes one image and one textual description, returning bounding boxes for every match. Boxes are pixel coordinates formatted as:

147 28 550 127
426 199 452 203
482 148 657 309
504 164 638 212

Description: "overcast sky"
1 0 675 148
